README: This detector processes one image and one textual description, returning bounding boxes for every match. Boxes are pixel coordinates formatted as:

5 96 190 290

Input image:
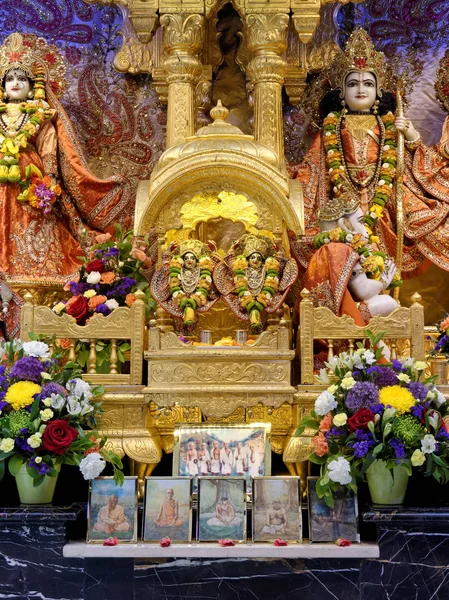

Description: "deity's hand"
395 116 419 142
380 259 397 290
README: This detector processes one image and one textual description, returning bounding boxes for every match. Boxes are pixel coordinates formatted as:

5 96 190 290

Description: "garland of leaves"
232 254 281 329
314 227 402 289
323 111 397 241
169 255 213 325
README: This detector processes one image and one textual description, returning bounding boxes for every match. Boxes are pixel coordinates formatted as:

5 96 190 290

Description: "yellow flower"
333 413 348 427
5 381 42 410
329 228 342 242
411 449 425 467
84 289 97 299
379 385 415 414
371 204 384 218
0 438 14 452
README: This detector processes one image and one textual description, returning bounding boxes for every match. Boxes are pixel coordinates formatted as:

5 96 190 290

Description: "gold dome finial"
210 100 229 123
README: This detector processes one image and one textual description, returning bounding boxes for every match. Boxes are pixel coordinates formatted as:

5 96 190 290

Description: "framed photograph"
307 477 360 543
87 477 138 543
197 476 247 542
142 477 193 543
173 423 271 493
252 476 302 543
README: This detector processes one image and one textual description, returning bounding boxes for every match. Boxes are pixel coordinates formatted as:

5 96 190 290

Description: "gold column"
246 13 289 168
159 13 204 148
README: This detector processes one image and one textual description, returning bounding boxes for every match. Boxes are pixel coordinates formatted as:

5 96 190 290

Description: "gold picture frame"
252 476 302 543
87 476 138 543
142 476 193 543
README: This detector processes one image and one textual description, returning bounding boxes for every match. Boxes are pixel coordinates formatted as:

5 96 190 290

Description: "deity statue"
214 233 298 332
150 239 220 331
293 28 449 280
0 33 133 285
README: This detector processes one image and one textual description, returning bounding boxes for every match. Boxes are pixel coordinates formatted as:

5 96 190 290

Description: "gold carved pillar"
246 13 289 169
159 13 204 148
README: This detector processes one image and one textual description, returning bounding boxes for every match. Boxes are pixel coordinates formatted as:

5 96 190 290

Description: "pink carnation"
312 432 329 457
319 412 333 433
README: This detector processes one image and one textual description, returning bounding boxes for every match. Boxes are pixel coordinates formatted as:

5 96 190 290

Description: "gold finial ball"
210 99 229 122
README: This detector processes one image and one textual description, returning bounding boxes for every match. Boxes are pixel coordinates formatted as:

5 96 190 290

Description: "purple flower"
390 438 406 462
0 400 8 411
437 428 449 440
95 303 111 316
391 360 407 373
40 383 66 398
324 426 346 439
10 356 44 383
69 281 90 296
371 403 385 415
346 381 379 412
374 367 399 388
351 440 370 458
411 404 425 419
28 457 51 476
407 381 429 402
103 247 119 257
15 437 33 452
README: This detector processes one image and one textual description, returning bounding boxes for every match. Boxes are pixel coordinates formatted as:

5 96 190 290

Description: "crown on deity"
319 193 360 222
235 234 276 259
178 239 210 259
326 29 388 97
0 33 67 98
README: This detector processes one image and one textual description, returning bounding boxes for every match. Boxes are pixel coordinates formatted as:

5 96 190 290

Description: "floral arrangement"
168 254 213 325
313 227 402 288
17 165 61 213
0 339 124 486
232 255 280 329
297 331 449 506
429 314 449 359
53 225 156 369
323 111 397 241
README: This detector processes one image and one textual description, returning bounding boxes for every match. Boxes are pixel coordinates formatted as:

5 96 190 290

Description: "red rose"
85 259 105 273
160 537 171 547
336 537 352 547
66 295 89 323
347 408 375 432
42 419 79 455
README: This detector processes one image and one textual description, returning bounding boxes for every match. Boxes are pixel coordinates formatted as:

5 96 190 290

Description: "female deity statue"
214 233 298 332
150 239 220 331
293 28 449 280
0 33 132 285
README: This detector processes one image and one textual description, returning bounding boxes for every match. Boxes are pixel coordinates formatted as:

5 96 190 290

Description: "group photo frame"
252 476 302 543
307 477 360 543
142 477 193 543
87 476 138 543
173 423 271 492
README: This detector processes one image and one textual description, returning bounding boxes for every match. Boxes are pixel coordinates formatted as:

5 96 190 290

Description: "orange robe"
294 117 449 279
0 91 133 284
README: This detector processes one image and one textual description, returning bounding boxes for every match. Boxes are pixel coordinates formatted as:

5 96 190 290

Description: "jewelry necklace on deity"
181 264 200 294
343 114 378 142
246 266 265 294
0 105 29 137
336 112 385 196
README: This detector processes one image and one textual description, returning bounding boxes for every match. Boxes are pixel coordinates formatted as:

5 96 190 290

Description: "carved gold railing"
298 289 425 385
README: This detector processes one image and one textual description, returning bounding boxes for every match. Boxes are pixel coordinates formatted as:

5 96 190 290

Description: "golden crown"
236 234 275 259
326 29 388 97
0 33 67 97
178 239 209 260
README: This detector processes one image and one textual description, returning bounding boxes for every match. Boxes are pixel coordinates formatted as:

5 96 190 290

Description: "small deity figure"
186 441 199 476
293 28 449 279
151 239 220 331
214 233 298 332
261 499 288 536
0 33 132 284
233 442 247 475
93 495 130 534
198 442 211 475
154 489 183 527
207 497 242 528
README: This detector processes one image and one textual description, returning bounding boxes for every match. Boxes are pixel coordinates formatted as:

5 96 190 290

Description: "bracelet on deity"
404 132 422 150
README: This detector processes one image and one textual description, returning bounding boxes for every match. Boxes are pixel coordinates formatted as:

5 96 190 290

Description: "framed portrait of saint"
142 477 193 543
197 476 246 543
307 477 360 543
173 423 271 493
252 476 302 543
87 477 138 543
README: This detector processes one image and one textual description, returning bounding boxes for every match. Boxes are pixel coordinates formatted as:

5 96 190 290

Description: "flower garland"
313 227 402 288
169 254 213 325
0 99 53 211
233 255 280 329
323 111 397 241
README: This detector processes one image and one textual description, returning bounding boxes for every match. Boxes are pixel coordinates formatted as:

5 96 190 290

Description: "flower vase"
15 463 61 504
429 356 449 385
366 459 409 506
